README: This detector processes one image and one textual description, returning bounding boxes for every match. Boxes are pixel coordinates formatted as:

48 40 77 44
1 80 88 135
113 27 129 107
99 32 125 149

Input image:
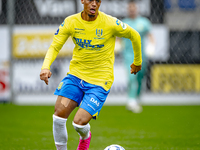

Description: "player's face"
81 0 101 20
128 2 138 18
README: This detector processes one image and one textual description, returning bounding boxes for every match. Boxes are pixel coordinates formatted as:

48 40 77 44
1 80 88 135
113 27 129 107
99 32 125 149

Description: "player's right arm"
40 17 71 84
40 69 52 85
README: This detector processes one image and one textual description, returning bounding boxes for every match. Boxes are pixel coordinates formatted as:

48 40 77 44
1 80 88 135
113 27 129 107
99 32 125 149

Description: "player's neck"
129 15 137 19
81 11 98 21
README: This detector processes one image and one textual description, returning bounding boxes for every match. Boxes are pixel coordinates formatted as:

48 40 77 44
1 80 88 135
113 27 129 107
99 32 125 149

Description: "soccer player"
122 0 155 113
40 0 142 149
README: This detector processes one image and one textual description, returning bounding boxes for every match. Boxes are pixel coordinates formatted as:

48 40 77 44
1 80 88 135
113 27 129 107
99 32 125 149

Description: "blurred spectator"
122 0 155 113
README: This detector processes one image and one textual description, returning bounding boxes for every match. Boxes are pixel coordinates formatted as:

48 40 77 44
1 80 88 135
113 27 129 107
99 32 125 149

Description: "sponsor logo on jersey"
96 29 103 37
90 98 100 107
73 37 104 50
116 19 121 25
75 28 85 31
55 28 59 35
87 104 96 111
74 28 86 35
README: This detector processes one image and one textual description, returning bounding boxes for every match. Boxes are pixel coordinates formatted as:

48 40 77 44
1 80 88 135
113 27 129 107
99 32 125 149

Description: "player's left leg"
73 108 92 150
136 61 147 98
126 68 143 113
73 83 110 150
136 71 144 97
128 71 138 99
128 61 147 113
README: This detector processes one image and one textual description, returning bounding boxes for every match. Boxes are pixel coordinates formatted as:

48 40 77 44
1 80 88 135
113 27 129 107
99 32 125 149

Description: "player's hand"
130 63 142 75
40 69 52 85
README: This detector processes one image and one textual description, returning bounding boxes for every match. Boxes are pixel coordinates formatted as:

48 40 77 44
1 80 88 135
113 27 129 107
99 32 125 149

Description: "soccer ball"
104 144 125 150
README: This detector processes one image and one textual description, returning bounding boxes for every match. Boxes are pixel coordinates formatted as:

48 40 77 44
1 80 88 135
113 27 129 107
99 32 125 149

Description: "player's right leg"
53 96 78 150
53 75 84 150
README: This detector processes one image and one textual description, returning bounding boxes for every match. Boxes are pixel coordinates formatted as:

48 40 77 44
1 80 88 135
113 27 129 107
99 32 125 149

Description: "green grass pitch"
0 104 200 150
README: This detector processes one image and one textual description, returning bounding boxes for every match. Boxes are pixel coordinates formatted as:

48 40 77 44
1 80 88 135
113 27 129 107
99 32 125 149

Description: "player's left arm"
113 19 142 74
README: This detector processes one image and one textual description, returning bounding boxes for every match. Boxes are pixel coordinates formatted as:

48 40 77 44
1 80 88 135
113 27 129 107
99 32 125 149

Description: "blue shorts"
54 74 110 119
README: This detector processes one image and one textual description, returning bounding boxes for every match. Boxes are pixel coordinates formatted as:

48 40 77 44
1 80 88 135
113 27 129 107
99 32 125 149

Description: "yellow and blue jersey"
42 11 142 91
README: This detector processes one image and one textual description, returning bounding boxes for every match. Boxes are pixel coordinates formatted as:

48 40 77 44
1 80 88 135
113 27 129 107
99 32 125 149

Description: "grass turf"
0 104 200 150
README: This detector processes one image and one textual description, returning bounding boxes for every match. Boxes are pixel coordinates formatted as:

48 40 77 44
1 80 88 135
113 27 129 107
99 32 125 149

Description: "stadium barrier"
0 0 200 105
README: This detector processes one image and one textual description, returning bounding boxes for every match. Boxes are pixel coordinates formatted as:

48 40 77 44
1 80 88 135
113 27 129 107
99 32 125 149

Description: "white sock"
72 122 90 140
53 114 68 150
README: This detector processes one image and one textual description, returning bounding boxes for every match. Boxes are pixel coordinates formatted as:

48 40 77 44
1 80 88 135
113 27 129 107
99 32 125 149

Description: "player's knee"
73 108 93 125
73 117 87 125
54 107 68 118
74 114 92 125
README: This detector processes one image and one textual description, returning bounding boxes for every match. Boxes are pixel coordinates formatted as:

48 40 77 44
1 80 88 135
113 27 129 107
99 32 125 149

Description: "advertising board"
151 64 200 93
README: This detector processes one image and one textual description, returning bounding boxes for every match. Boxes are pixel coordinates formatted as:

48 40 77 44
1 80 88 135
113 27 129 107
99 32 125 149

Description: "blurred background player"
122 0 155 113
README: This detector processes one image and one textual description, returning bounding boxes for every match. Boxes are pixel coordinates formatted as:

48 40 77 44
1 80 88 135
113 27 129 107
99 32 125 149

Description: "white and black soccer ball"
104 144 125 150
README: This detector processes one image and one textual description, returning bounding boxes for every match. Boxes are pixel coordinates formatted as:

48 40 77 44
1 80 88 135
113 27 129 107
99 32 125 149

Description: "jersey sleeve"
113 19 142 66
41 17 72 70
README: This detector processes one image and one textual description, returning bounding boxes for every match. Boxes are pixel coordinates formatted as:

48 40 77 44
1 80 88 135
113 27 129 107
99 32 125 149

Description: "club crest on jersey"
96 29 103 37
57 82 63 90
